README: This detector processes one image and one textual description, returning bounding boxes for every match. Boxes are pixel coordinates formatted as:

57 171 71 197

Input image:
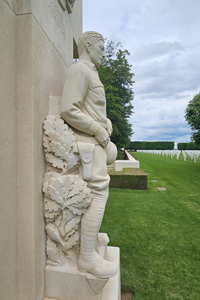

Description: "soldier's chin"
95 60 102 68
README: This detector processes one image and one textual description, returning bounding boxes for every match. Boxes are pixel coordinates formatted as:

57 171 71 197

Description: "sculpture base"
44 246 120 300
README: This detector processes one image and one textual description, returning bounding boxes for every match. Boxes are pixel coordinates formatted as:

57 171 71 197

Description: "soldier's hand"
95 127 110 148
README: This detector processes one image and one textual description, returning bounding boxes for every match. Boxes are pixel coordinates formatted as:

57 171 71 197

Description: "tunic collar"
78 59 97 72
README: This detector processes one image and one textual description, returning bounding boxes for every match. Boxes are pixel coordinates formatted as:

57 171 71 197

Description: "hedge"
109 169 147 190
127 141 174 150
117 150 126 160
177 142 200 150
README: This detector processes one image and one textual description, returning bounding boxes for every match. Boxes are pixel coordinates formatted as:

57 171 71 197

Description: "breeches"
79 143 110 195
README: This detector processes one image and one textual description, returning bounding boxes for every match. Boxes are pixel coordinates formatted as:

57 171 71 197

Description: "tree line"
185 92 200 145
98 40 134 149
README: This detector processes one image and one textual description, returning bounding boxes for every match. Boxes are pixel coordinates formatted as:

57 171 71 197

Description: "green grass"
101 152 200 300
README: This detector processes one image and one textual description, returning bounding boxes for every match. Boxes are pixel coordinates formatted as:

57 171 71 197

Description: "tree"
98 40 134 148
185 92 200 144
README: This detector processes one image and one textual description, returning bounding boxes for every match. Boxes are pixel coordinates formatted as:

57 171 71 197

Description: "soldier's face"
89 40 105 67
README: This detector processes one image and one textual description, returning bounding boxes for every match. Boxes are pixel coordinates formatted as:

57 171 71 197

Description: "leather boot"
78 192 118 278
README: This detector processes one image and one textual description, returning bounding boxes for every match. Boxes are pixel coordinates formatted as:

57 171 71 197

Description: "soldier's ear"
86 41 91 53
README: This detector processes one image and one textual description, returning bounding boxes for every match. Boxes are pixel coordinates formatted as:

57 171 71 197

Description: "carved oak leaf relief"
46 238 61 266
44 197 61 223
43 170 92 265
43 115 80 174
45 153 68 172
43 114 92 265
64 216 80 237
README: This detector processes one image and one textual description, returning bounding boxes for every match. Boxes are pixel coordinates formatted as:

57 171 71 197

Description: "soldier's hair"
78 31 104 56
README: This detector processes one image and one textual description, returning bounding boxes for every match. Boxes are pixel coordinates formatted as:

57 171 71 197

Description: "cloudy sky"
83 0 200 145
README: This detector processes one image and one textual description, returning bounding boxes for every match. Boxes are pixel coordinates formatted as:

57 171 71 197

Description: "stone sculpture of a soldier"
60 31 118 279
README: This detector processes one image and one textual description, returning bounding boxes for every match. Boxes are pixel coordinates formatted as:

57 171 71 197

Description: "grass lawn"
101 152 200 300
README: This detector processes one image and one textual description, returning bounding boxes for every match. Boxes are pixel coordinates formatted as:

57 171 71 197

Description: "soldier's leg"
78 145 118 278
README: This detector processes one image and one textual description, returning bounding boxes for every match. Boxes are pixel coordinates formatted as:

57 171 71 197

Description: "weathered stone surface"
4 0 17 13
42 31 120 299
60 32 118 280
0 2 17 299
45 246 120 300
0 0 82 299
16 14 68 300
17 0 82 66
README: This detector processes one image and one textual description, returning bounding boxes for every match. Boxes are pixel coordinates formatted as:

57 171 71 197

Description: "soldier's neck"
79 52 93 64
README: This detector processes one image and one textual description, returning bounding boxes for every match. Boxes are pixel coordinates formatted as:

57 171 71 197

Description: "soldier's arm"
61 64 101 135
61 63 109 147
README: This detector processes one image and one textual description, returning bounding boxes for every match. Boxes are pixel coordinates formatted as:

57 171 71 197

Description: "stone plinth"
45 246 120 300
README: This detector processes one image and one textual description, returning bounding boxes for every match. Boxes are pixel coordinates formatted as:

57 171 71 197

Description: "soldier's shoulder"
68 61 89 75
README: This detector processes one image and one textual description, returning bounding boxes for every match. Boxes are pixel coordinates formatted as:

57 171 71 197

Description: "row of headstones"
184 150 200 162
136 150 200 162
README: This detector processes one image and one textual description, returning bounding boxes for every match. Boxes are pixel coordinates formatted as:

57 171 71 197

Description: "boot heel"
78 260 88 273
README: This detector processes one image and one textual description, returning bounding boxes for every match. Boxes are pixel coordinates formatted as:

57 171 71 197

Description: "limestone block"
45 266 107 300
125 150 137 161
17 0 82 66
115 160 140 171
45 246 120 300
0 2 18 299
1 0 82 299
114 150 140 171
49 96 62 115
101 247 121 300
4 0 17 13
17 15 45 300
17 0 32 14
16 12 68 300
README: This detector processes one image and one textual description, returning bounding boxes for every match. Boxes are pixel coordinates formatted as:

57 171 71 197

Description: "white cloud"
130 98 192 144
133 41 184 62
83 0 200 144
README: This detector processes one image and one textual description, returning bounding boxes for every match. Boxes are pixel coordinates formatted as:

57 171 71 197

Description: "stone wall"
0 2 18 299
0 1 82 299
